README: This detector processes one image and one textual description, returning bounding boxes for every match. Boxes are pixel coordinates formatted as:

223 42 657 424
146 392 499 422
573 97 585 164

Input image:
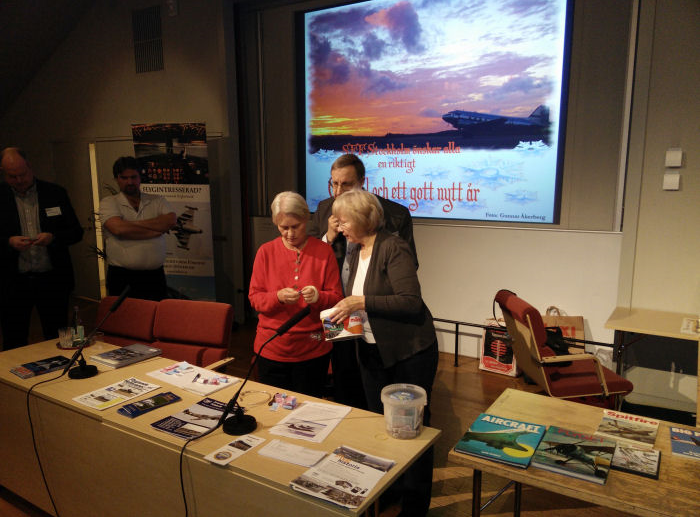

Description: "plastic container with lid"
380 383 427 439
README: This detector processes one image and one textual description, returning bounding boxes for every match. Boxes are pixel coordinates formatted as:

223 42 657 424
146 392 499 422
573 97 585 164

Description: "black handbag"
544 326 572 366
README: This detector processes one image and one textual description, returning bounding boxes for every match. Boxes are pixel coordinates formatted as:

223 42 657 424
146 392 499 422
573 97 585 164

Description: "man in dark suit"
307 153 417 408
308 153 417 278
0 147 84 350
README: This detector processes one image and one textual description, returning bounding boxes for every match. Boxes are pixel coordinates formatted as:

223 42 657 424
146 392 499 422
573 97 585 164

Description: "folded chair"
152 299 234 369
494 289 632 408
96 296 158 347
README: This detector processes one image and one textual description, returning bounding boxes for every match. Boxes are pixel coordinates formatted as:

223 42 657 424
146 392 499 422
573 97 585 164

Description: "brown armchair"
494 289 632 408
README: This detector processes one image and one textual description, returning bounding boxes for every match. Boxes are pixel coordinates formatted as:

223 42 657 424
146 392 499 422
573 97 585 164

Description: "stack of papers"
147 361 239 396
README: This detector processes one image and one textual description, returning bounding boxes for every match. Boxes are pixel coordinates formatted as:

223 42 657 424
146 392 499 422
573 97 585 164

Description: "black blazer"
345 230 435 368
308 194 418 270
0 179 83 290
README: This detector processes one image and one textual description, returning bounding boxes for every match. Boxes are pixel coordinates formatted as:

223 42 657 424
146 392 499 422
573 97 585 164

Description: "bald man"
0 147 83 349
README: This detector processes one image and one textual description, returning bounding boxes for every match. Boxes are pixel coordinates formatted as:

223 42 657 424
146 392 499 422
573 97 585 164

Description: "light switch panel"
665 148 683 168
663 172 680 190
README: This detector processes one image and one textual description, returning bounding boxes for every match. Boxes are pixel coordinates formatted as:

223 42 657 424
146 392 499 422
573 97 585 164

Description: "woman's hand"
330 296 365 323
277 287 301 305
300 285 319 304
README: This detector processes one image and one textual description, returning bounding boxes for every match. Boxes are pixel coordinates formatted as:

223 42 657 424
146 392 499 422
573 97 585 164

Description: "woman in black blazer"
330 189 438 517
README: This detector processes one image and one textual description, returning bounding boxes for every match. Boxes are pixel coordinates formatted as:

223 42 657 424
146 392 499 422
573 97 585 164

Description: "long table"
605 307 699 425
448 388 700 517
0 340 440 517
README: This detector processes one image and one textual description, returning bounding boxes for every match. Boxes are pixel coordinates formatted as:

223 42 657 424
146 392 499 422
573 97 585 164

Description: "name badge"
45 206 62 217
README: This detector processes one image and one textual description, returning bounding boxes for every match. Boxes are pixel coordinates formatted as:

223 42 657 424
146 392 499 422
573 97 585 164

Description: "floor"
0 311 662 517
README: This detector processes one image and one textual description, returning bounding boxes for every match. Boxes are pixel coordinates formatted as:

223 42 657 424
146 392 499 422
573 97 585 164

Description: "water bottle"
72 305 85 344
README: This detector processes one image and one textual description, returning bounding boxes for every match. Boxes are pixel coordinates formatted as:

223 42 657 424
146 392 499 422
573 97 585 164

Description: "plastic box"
380 383 427 439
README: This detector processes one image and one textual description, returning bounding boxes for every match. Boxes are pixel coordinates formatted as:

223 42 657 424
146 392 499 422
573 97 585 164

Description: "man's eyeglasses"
328 179 358 191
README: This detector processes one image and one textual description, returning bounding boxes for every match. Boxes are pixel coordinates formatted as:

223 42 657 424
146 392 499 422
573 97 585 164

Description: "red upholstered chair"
96 296 158 347
152 299 234 367
494 289 633 408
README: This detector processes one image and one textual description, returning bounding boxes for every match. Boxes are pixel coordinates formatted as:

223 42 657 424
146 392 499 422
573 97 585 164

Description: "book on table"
290 445 395 509
669 426 700 461
90 343 162 368
453 413 546 468
72 377 160 410
531 426 616 484
151 398 225 440
595 409 659 449
610 443 661 479
10 355 70 379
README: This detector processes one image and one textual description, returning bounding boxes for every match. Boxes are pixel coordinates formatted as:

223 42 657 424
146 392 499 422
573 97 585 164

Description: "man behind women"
249 191 343 397
330 190 438 517
100 156 176 301
0 147 84 349
308 153 417 408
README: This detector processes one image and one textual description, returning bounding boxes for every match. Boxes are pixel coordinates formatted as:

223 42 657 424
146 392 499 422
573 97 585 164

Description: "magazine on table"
670 426 700 461
595 409 659 449
531 426 616 484
90 343 161 368
290 445 395 509
454 412 546 468
10 355 70 379
610 443 661 479
147 361 240 396
72 377 160 410
269 401 351 443
151 397 225 440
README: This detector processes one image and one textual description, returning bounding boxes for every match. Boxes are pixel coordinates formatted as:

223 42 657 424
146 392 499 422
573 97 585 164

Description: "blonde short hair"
271 191 310 224
332 190 384 234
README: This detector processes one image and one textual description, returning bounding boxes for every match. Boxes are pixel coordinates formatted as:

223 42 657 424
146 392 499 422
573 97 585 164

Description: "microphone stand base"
68 364 98 379
223 413 257 436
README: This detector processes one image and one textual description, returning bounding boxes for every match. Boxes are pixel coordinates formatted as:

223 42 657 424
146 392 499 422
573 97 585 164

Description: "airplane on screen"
442 105 550 135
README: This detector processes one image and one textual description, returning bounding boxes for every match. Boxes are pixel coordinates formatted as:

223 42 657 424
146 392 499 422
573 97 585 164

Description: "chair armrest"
206 356 235 372
541 353 610 395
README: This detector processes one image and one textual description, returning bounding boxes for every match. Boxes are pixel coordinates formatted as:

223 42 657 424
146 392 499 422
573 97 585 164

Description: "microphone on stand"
220 305 311 435
64 285 131 379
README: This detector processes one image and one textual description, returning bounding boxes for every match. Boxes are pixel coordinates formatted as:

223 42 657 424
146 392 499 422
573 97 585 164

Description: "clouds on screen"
307 0 565 134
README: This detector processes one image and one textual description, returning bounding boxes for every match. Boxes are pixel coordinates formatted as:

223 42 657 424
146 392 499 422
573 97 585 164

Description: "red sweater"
249 236 343 362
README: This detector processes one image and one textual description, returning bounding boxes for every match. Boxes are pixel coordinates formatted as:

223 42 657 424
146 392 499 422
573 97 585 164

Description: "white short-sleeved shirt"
99 191 174 270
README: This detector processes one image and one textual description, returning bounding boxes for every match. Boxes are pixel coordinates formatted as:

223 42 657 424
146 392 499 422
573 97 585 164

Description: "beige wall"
623 0 700 314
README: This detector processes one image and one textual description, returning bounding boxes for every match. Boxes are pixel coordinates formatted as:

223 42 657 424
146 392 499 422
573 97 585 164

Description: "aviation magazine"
595 409 659 450
531 426 616 484
453 413 546 468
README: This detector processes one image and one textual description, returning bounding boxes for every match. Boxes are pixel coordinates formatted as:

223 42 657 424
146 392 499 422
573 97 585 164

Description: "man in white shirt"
100 156 176 301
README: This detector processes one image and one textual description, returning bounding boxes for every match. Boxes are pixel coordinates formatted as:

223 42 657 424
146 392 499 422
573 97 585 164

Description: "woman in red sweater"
249 191 343 397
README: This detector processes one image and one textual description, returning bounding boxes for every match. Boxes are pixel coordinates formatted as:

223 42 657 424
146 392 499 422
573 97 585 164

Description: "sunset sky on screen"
305 0 567 136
